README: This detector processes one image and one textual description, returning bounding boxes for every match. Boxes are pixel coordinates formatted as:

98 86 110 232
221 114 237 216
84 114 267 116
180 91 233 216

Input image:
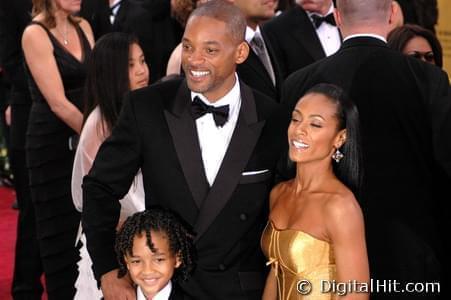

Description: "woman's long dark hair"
304 83 363 196
83 32 139 134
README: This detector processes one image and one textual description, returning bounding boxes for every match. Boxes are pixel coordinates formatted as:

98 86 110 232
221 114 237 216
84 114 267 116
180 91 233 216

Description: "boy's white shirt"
137 281 172 300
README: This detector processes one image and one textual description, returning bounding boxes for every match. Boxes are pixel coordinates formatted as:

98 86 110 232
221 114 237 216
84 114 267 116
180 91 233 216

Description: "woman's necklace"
56 21 69 45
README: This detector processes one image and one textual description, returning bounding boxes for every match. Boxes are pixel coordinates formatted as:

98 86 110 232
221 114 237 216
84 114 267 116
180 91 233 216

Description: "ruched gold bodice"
261 221 337 299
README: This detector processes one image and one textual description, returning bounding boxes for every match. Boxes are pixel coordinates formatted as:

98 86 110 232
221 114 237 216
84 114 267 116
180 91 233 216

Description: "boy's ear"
175 252 182 269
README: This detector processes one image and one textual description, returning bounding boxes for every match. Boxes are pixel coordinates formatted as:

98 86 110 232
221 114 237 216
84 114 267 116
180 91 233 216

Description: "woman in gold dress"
262 83 369 300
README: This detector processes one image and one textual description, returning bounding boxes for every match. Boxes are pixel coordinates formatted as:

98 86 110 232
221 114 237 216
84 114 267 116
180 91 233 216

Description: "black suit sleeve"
427 68 451 177
281 66 313 110
82 92 143 280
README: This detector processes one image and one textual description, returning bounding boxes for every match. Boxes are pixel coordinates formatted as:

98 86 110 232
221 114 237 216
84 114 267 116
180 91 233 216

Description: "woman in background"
388 23 443 67
71 32 149 299
22 0 94 297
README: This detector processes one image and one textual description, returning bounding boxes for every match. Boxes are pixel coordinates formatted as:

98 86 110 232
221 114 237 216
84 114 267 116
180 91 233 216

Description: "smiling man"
82 1 289 299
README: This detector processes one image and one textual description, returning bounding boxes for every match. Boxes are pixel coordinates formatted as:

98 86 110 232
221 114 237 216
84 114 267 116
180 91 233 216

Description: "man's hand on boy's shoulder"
101 269 136 300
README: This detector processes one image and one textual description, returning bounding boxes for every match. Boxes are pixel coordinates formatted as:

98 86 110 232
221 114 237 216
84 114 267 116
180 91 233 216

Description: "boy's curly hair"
115 207 196 282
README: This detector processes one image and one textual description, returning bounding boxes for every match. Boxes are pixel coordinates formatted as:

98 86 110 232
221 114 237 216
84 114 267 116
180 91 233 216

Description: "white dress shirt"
191 73 241 186
307 4 341 56
137 281 172 300
343 33 387 43
110 0 121 24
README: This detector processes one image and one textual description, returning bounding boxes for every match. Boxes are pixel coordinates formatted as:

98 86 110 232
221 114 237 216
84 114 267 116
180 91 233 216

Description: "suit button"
218 264 226 271
240 213 247 221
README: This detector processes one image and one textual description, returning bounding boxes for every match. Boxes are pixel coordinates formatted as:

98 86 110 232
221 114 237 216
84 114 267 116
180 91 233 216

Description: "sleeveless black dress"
25 21 91 299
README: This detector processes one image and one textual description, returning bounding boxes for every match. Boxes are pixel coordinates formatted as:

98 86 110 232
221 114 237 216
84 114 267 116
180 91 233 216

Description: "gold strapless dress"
261 221 337 299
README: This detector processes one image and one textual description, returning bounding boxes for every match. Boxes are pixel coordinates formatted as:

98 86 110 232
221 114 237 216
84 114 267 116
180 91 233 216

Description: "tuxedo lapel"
246 48 276 90
164 81 209 209
194 82 265 241
292 7 326 61
262 30 283 94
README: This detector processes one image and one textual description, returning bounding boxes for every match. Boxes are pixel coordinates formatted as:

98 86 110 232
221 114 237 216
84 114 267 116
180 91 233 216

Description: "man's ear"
333 9 342 28
235 41 249 65
389 0 403 27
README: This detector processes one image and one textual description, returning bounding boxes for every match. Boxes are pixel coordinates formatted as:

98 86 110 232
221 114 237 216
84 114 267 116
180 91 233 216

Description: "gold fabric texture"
261 221 337 299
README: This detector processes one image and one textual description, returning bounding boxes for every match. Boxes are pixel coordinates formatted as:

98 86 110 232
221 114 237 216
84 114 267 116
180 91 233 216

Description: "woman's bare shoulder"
323 183 363 230
22 21 52 52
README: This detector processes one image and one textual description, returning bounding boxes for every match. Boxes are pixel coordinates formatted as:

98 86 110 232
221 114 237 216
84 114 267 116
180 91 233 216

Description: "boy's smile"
125 231 181 299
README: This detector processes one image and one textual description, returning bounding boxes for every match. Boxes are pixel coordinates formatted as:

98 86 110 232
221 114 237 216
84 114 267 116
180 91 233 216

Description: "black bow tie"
311 13 336 28
191 96 229 127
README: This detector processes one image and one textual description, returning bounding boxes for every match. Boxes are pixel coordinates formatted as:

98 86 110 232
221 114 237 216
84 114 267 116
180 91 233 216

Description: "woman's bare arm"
325 193 370 300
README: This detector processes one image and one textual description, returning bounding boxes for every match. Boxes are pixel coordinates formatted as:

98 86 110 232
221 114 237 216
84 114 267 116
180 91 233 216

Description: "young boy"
115 208 195 299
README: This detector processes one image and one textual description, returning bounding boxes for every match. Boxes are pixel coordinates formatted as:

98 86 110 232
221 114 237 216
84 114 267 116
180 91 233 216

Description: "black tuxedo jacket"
283 37 451 288
263 5 327 80
79 0 111 40
83 78 289 299
237 31 283 102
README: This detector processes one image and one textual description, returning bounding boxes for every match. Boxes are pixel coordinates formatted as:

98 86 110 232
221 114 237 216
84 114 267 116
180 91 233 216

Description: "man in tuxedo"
82 1 288 299
231 0 284 101
263 0 340 80
283 0 450 298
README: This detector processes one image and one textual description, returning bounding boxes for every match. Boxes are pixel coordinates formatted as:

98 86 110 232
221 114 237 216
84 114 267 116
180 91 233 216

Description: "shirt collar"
137 281 172 300
245 26 262 44
191 73 241 110
307 2 334 18
343 33 387 43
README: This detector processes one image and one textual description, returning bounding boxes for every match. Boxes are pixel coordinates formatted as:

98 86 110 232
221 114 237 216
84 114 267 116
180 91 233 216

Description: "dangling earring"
332 148 344 163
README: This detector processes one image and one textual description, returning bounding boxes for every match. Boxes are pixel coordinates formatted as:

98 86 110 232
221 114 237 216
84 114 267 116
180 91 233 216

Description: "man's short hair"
337 0 392 26
188 0 247 43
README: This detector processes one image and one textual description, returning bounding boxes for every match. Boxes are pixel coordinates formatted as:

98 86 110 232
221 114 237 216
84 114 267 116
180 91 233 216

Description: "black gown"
25 20 91 299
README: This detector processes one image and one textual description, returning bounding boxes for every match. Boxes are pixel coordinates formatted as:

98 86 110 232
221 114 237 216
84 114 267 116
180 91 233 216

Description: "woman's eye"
291 118 299 123
311 123 322 128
